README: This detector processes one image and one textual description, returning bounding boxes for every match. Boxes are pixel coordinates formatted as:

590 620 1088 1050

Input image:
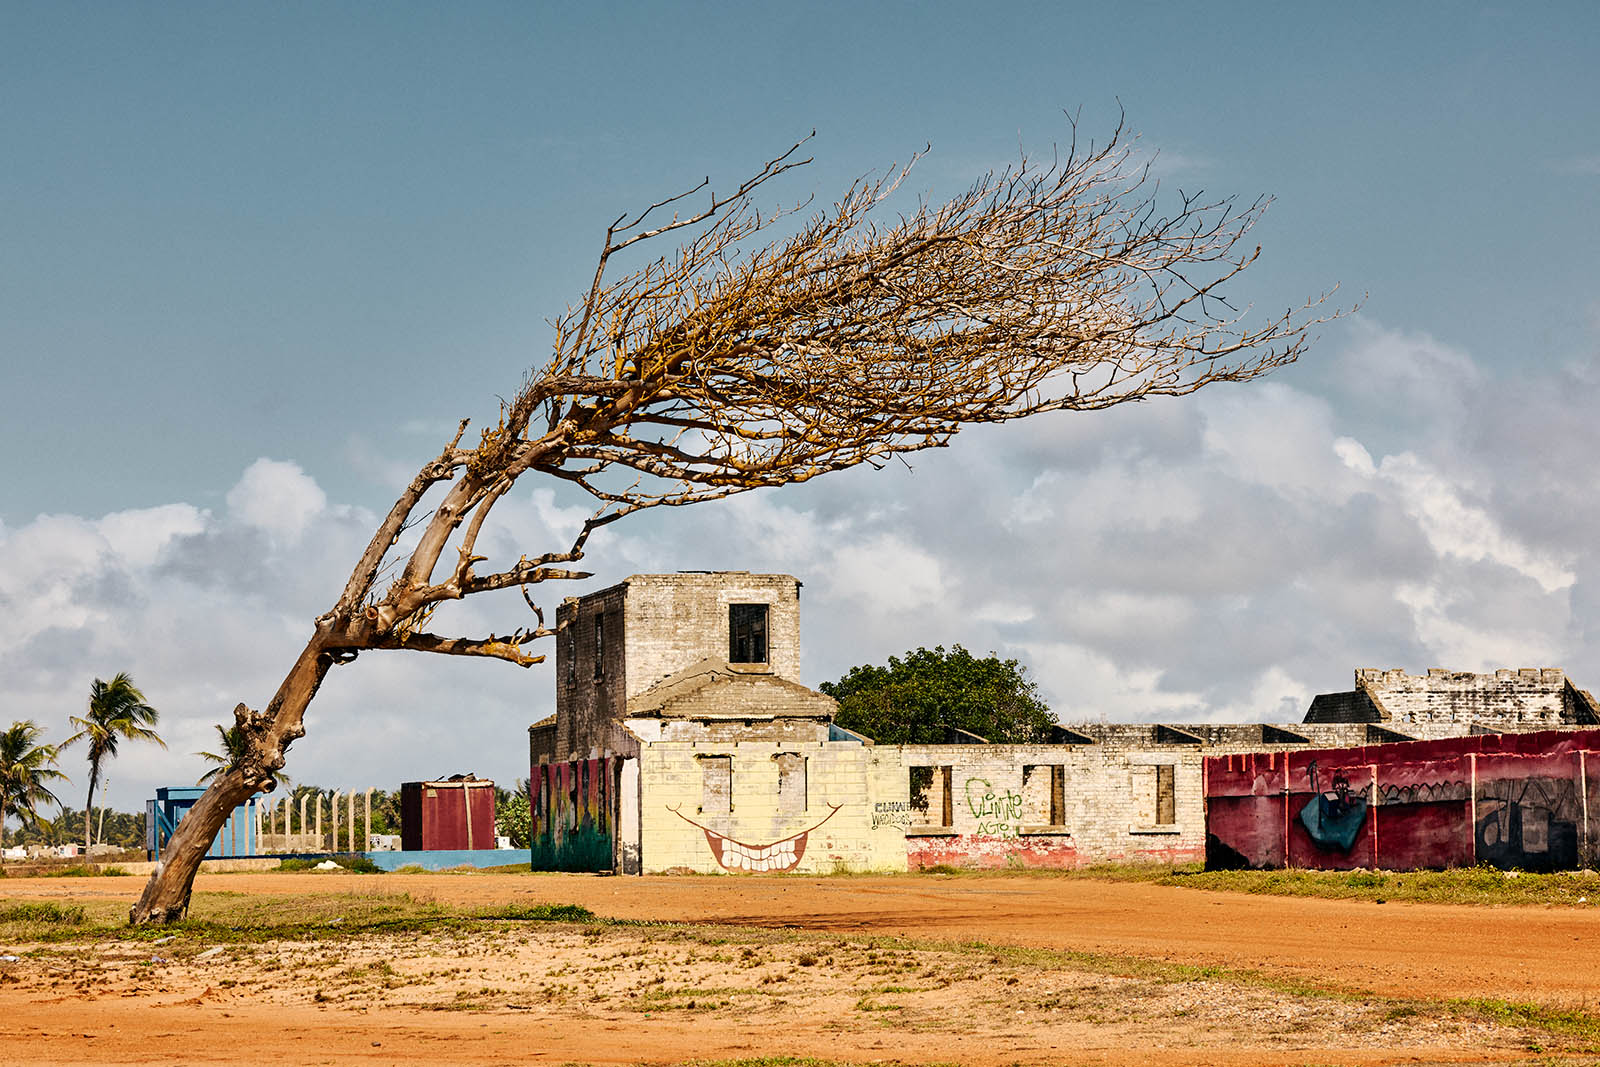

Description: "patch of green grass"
970 860 1600 908
38 864 122 878
1447 996 1600 1042
478 902 595 923
1180 864 1598 908
0 902 88 925
0 890 597 944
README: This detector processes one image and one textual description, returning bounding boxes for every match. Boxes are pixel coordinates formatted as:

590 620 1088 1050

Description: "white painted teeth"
718 836 800 871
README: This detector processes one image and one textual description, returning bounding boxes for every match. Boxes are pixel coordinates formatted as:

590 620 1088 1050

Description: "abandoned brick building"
528 573 903 874
528 571 1600 873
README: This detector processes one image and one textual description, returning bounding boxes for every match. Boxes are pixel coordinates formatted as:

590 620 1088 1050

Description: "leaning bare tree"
131 118 1331 923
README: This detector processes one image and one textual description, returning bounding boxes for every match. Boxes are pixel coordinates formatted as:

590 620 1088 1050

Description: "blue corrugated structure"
146 786 257 860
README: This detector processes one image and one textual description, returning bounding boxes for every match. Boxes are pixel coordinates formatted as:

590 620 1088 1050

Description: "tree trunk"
129 637 332 924
83 761 100 852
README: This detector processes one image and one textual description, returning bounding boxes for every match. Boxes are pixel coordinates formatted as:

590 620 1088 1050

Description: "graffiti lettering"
965 778 1023 820
872 801 911 830
965 778 1023 837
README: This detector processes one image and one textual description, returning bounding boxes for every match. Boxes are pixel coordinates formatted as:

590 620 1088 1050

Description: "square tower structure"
543 572 804 762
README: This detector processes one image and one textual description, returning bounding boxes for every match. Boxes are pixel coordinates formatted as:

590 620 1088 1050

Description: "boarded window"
700 755 732 815
909 765 953 827
593 614 605 680
1155 764 1176 825
1023 765 1067 826
729 603 768 663
776 753 807 814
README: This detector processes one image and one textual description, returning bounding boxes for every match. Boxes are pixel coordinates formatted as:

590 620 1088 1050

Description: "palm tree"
0 720 68 861
65 673 165 851
195 723 246 785
196 724 290 791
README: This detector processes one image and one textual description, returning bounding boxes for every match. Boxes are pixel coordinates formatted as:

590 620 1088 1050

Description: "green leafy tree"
821 645 1055 745
495 778 532 849
17 807 145 851
367 789 401 837
65 673 165 850
0 720 68 857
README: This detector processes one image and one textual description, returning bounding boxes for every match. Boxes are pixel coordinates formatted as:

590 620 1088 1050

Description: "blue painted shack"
145 786 257 860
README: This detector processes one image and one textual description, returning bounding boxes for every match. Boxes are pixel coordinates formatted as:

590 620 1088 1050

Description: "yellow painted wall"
636 739 908 874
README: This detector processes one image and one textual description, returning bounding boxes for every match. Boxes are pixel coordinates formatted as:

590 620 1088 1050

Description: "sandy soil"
1 870 1594 1065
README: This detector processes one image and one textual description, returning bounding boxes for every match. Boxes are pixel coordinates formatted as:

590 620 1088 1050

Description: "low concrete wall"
109 857 282 876
363 848 528 872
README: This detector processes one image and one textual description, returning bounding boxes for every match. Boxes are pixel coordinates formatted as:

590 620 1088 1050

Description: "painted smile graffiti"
668 804 842 872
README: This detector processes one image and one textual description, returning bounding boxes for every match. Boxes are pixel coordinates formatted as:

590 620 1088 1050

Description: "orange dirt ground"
3 870 1597 1066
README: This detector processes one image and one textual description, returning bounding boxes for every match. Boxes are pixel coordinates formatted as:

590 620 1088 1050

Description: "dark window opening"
593 614 605 680
909 765 953 827
564 628 576 686
729 603 768 663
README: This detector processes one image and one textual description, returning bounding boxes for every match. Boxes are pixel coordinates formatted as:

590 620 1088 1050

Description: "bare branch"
366 629 551 667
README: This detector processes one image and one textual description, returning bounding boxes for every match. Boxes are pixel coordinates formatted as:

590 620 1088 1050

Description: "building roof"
625 656 836 720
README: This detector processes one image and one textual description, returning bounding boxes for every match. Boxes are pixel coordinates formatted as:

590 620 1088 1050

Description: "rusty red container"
400 777 498 851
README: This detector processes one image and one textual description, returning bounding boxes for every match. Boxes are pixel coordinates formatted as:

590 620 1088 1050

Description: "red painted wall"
400 779 498 851
906 833 1079 870
1205 728 1600 871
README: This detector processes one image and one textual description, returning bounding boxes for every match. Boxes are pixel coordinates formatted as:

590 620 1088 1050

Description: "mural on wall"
1475 775 1580 871
668 803 842 872
1206 729 1600 872
531 756 618 872
1297 762 1369 852
1376 779 1469 806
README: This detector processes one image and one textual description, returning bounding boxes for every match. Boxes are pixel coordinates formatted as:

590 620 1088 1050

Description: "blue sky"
2 3 1598 808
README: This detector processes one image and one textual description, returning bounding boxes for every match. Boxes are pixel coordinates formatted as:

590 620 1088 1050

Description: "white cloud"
226 459 327 543
1364 451 1574 593
96 504 208 567
824 533 945 615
